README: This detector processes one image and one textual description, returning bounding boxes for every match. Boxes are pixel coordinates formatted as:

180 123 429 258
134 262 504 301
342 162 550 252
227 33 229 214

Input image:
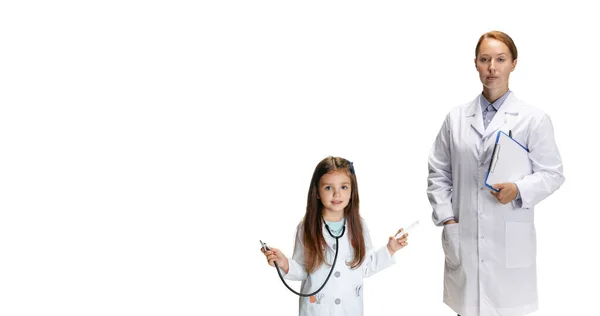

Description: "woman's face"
475 38 517 91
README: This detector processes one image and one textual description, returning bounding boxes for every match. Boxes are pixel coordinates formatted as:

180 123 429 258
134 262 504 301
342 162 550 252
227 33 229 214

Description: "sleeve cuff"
512 182 524 209
432 204 455 226
441 217 456 224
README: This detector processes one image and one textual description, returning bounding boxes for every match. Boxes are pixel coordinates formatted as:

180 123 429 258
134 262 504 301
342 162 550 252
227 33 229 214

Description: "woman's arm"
514 114 565 208
427 114 456 226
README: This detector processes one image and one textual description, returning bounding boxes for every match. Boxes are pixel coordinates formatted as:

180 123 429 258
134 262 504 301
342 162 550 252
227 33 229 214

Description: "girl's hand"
387 228 408 256
261 247 289 274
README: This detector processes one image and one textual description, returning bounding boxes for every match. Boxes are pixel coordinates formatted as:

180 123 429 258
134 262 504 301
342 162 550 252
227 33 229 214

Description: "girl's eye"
324 186 331 191
342 185 349 190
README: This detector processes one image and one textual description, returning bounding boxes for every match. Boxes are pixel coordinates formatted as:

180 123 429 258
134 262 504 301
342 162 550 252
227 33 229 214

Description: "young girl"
261 156 408 316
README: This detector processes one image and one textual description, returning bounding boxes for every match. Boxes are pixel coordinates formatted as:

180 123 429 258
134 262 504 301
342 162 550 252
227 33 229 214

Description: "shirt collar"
480 90 511 112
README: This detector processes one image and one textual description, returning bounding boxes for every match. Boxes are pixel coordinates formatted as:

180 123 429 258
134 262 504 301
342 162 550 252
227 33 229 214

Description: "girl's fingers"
397 233 407 240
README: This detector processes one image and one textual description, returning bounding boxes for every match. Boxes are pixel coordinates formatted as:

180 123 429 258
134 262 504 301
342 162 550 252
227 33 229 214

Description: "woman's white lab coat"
427 93 565 316
283 219 395 316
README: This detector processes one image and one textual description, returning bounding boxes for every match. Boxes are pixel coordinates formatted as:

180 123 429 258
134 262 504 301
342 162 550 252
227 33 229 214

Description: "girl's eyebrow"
321 182 350 186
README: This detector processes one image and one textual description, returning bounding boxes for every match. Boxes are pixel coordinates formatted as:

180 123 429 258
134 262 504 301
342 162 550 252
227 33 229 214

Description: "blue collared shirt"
480 90 511 130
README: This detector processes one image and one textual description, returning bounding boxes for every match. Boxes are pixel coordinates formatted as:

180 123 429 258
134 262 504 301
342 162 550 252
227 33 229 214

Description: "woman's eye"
480 58 488 62
498 58 505 62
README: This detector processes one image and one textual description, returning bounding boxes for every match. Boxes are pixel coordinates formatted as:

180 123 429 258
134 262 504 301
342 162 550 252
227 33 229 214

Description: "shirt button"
334 271 341 278
335 298 341 305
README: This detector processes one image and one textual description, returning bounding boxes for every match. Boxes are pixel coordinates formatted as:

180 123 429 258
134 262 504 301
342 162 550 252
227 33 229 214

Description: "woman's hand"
491 182 518 204
261 247 289 274
387 228 409 256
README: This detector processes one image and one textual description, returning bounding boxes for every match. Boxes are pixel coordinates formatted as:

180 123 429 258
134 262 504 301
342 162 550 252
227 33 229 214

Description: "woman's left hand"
490 182 518 204
387 228 408 256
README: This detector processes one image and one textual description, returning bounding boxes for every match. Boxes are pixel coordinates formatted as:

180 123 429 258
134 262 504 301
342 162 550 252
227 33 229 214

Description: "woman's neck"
482 86 509 103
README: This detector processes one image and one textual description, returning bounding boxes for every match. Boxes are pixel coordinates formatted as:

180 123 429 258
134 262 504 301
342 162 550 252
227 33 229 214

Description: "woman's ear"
511 58 518 71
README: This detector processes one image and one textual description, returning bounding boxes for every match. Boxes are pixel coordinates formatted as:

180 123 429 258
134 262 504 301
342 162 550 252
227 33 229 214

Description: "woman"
427 31 565 316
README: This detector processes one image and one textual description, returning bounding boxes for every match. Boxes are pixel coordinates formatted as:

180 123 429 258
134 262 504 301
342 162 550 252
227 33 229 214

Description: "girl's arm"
362 220 396 278
281 223 308 281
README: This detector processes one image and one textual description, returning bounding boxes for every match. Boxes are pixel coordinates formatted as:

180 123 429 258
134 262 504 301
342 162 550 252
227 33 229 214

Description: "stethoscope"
261 220 346 297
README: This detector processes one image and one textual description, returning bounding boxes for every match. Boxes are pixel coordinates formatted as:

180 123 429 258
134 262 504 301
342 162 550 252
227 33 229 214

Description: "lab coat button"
480 187 484 190
333 243 337 250
335 298 341 304
481 259 484 263
334 271 340 277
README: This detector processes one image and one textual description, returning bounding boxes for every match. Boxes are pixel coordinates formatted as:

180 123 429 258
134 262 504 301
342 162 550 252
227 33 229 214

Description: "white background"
1 1 598 315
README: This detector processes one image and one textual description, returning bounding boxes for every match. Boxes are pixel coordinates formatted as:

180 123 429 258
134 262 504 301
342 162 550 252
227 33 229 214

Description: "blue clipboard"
484 131 532 192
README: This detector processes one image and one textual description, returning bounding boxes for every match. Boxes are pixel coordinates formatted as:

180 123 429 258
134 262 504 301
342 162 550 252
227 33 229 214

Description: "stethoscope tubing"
269 224 345 297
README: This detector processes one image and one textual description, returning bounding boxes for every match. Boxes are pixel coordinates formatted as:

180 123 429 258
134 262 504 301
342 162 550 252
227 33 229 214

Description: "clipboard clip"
490 144 501 173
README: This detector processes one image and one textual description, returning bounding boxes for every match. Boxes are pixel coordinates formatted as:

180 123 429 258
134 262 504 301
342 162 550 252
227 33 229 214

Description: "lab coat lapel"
468 96 484 137
483 93 521 139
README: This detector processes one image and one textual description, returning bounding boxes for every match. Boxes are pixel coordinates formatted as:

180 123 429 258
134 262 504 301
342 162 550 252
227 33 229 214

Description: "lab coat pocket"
506 222 536 268
442 223 460 268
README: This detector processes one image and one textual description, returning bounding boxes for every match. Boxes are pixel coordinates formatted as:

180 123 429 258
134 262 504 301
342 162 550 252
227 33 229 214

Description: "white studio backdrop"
0 1 597 315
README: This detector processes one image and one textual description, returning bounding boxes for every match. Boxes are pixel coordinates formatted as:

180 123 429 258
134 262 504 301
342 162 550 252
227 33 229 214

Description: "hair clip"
348 161 355 175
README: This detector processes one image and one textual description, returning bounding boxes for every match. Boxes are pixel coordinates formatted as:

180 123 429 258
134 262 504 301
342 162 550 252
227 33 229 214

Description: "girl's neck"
322 212 344 222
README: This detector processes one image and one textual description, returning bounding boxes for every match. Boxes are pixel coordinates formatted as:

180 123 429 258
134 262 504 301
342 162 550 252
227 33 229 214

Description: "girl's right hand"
261 247 289 274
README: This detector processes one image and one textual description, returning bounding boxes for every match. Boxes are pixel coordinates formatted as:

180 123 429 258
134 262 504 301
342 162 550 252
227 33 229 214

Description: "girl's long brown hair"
302 156 365 273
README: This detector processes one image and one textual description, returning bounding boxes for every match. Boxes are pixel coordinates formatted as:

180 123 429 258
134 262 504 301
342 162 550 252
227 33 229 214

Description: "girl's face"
318 170 352 221
475 38 517 91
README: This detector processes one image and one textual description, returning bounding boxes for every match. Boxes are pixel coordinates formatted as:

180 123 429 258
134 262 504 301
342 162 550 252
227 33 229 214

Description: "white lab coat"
283 219 395 316
427 93 564 316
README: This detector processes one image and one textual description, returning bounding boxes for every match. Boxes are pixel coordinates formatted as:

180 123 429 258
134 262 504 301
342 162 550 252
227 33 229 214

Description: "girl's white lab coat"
283 219 395 316
427 93 565 316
